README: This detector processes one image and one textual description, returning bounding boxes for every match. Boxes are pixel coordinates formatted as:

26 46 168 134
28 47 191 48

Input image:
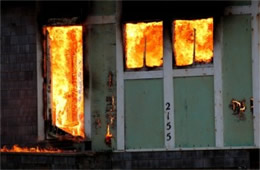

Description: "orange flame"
173 18 213 66
105 124 113 146
125 21 163 69
46 26 85 138
0 145 62 153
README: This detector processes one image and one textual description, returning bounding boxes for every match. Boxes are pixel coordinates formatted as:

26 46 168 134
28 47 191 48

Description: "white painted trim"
124 70 163 80
116 1 125 151
224 5 252 15
172 67 214 78
121 146 258 152
251 0 260 148
36 23 44 141
214 18 224 147
87 15 116 25
163 27 175 149
258 0 260 148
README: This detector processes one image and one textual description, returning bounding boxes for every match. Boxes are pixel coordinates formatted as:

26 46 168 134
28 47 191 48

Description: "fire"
0 145 62 153
45 26 85 138
173 18 213 66
125 21 163 69
105 124 113 146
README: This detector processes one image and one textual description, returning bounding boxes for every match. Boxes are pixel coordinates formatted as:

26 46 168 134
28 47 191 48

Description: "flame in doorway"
45 26 85 138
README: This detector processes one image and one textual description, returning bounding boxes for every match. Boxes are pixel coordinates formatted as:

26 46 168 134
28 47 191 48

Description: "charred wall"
1 2 38 146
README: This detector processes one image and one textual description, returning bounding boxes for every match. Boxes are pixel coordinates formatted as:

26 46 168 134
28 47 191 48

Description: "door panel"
222 15 254 146
174 76 215 147
125 79 164 149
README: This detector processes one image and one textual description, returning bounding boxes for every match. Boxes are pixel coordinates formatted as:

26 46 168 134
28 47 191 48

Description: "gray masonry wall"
1 149 259 169
1 2 38 146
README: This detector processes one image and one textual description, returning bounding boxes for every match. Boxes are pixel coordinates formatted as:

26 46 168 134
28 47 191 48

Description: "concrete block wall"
1 149 259 169
1 2 38 146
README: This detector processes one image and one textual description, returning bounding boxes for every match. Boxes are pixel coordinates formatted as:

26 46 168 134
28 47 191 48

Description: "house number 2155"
165 102 172 141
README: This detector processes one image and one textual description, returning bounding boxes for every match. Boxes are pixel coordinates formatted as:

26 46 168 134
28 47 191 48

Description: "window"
43 25 85 138
119 14 216 150
173 18 214 66
124 21 163 69
123 18 213 69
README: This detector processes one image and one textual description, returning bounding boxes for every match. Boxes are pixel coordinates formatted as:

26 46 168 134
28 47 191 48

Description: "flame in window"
173 18 213 66
46 26 85 138
125 21 163 69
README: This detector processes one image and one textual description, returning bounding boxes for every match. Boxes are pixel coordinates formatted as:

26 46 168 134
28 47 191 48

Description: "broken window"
173 18 213 66
43 25 85 138
124 21 163 69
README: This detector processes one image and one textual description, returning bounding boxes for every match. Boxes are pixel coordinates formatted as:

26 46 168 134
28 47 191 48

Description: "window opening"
173 18 213 66
44 25 85 138
124 21 163 69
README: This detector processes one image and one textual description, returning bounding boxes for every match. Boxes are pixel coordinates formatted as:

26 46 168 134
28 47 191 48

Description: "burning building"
1 0 259 169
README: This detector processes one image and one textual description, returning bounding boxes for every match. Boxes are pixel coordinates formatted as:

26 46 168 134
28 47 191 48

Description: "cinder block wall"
1 2 38 146
1 149 259 169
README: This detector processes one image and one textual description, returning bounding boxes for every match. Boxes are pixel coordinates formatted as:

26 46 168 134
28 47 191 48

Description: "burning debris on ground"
0 145 62 153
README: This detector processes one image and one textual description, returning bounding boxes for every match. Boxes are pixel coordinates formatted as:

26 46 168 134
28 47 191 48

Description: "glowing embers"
0 145 62 153
173 18 213 66
125 21 163 69
45 26 85 138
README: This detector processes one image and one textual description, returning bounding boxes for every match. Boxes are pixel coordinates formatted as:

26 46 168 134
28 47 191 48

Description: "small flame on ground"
0 145 62 153
105 124 113 146
125 21 163 69
173 18 213 66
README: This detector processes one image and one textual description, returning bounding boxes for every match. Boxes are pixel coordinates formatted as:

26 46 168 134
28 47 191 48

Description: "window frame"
117 16 222 151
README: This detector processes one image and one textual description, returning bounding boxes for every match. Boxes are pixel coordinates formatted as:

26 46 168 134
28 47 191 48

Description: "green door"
125 79 165 149
222 15 254 146
174 76 215 147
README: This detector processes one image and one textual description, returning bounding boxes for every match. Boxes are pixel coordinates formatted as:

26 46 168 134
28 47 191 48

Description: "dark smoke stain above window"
122 1 227 22
38 1 90 25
